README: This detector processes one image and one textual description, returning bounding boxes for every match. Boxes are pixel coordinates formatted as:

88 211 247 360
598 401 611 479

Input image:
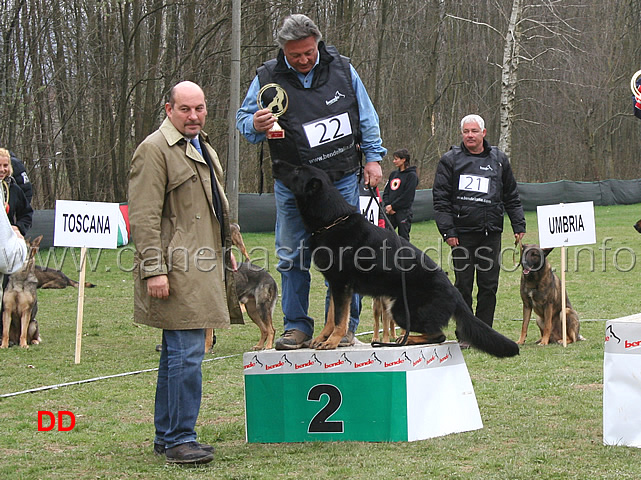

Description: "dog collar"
312 214 352 236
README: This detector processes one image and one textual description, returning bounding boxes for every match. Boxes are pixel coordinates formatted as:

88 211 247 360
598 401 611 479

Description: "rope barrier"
0 353 241 399
0 331 380 399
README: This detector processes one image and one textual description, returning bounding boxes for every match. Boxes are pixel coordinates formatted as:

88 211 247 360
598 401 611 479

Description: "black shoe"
165 442 214 465
155 442 214 456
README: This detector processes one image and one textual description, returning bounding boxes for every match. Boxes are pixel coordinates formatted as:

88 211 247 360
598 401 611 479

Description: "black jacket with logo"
3 176 33 235
382 165 418 212
257 42 361 178
432 140 525 239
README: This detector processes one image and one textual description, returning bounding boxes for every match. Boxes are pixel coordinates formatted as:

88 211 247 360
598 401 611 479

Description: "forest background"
0 0 639 209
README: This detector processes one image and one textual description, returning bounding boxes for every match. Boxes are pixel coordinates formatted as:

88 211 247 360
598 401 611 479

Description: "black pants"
388 209 412 241
450 232 502 327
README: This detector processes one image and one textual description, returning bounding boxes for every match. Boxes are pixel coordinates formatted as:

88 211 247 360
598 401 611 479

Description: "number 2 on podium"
307 384 344 433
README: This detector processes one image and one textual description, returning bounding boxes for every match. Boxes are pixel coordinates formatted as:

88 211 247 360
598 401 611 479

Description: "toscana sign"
54 200 121 364
54 200 120 249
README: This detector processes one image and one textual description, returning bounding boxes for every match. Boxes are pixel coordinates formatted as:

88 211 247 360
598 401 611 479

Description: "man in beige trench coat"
128 81 242 466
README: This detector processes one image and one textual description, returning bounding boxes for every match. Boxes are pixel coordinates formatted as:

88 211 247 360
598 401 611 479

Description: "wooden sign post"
54 200 120 363
536 201 596 347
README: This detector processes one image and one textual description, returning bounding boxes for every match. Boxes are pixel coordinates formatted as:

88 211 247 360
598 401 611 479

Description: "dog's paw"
309 336 328 349
316 341 339 350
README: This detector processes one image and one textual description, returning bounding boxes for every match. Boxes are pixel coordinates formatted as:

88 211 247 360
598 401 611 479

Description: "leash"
364 185 411 348
312 214 351 236
513 236 524 268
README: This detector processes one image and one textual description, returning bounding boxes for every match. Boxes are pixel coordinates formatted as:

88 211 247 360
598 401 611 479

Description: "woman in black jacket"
0 148 33 236
382 148 418 240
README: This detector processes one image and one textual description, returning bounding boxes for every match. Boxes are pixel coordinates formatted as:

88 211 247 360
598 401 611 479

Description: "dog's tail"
453 298 520 358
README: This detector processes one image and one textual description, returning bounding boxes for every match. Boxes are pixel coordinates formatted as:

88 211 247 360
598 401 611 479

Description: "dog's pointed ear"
543 247 554 257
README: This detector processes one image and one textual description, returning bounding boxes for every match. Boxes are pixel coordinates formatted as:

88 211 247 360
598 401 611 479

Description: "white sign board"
54 200 120 249
359 195 380 227
536 201 596 248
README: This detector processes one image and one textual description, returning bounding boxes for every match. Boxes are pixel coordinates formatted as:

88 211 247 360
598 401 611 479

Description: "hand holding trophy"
257 83 288 140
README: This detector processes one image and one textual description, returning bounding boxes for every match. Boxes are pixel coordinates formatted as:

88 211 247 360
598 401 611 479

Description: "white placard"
359 195 380 227
54 200 120 249
536 201 596 248
303 112 352 148
458 174 489 194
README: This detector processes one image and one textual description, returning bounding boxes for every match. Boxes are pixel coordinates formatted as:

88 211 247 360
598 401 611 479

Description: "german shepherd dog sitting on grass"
1 236 42 348
273 161 519 357
518 244 582 345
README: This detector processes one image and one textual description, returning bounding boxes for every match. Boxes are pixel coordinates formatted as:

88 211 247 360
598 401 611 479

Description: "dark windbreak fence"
28 179 641 247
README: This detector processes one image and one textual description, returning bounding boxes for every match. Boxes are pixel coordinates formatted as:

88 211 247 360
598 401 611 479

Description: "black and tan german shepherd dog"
1 236 43 348
273 161 519 357
203 225 278 352
518 244 582 345
233 262 278 351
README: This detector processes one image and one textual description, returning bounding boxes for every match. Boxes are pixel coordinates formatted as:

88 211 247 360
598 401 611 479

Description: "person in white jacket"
0 185 27 298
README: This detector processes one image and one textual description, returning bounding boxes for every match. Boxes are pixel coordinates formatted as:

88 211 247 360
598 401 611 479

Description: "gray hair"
460 114 485 131
276 14 322 48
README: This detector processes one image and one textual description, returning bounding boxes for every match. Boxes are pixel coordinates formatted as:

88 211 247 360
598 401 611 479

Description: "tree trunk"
498 0 523 159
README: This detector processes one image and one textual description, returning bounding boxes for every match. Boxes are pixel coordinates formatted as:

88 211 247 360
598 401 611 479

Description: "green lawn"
1 203 641 479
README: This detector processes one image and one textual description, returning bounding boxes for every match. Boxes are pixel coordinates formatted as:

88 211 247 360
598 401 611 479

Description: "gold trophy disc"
257 83 289 139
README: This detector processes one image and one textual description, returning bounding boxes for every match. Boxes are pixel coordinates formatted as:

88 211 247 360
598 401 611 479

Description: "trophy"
257 83 288 139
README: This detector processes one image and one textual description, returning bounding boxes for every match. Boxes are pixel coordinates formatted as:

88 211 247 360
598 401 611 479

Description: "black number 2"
307 384 344 433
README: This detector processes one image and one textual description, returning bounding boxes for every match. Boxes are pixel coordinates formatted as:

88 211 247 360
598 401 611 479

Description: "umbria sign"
536 201 596 249
535 201 596 347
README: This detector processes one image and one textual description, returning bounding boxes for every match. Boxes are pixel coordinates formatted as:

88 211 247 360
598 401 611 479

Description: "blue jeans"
154 329 205 449
274 172 361 337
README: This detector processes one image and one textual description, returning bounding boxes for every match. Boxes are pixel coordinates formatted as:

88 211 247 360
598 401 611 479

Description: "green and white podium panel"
243 342 483 443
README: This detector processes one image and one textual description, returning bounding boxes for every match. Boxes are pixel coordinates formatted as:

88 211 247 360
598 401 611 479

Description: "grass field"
1 203 641 479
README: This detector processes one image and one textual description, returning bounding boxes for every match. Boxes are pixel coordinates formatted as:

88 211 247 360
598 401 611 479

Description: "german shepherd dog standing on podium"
273 161 519 357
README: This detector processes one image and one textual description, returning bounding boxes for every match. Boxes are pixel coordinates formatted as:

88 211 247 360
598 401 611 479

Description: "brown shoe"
338 330 355 347
165 442 214 465
274 329 312 350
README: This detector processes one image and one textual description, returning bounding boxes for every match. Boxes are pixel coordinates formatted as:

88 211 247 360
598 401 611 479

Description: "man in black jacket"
433 114 525 334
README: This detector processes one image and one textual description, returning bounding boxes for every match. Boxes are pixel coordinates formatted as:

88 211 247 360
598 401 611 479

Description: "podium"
243 341 483 443
604 314 641 447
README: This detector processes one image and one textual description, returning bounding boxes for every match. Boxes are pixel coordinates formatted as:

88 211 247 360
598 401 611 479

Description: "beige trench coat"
128 118 243 329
